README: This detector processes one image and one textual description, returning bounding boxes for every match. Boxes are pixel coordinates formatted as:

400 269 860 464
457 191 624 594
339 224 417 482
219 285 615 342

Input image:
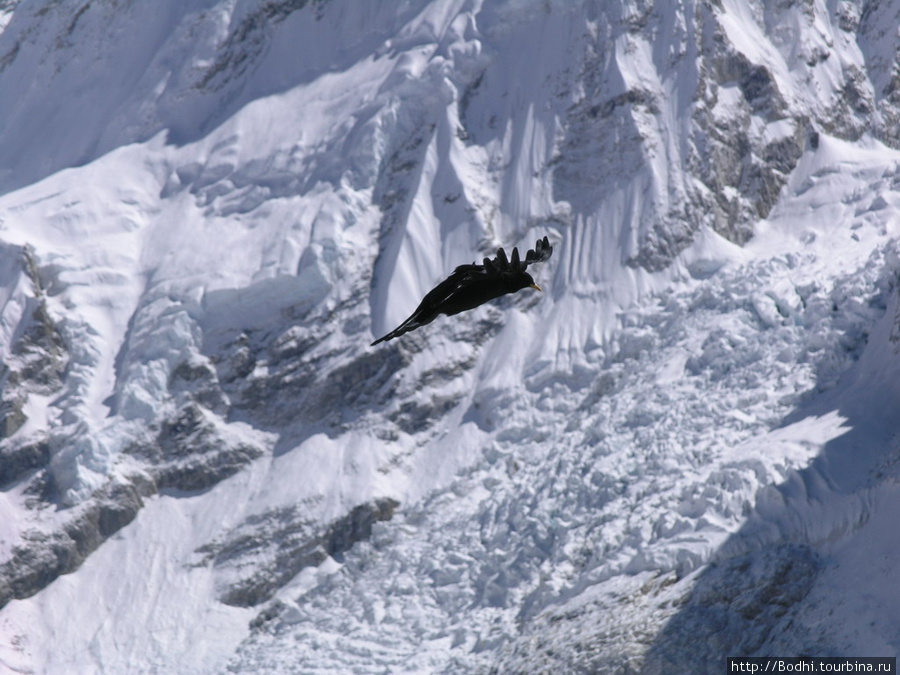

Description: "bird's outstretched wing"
480 236 553 276
522 235 553 269
370 266 482 345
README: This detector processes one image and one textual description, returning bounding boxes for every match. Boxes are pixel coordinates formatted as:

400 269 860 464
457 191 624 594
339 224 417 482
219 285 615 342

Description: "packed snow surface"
0 0 899 673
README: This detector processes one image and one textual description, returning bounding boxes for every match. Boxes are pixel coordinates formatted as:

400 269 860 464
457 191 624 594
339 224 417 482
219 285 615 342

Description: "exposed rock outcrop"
199 498 400 608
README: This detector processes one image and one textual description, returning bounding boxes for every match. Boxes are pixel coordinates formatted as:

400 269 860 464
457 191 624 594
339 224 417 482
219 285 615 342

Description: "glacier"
0 0 899 672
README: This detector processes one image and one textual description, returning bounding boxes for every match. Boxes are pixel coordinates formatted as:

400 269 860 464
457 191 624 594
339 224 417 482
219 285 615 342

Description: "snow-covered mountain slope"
0 0 899 672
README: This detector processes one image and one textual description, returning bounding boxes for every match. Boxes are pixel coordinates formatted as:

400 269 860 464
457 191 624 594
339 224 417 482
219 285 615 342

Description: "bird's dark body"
371 237 553 346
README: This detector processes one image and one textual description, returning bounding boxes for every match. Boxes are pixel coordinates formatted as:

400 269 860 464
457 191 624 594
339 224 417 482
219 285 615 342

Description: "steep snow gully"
1 0 900 672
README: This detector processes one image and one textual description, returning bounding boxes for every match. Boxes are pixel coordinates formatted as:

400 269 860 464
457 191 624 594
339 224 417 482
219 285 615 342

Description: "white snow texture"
0 0 899 673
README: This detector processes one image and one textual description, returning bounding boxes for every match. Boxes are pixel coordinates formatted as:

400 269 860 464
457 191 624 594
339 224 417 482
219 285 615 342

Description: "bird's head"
512 271 541 293
499 244 547 293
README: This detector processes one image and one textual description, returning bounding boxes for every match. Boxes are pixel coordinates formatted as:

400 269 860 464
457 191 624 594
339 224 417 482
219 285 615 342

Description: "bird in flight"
371 236 553 346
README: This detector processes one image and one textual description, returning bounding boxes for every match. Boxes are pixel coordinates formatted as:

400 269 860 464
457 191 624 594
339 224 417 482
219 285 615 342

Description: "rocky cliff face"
1 1 899 673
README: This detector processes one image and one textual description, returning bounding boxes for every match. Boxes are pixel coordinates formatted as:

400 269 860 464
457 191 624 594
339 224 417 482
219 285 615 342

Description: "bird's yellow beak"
530 283 542 292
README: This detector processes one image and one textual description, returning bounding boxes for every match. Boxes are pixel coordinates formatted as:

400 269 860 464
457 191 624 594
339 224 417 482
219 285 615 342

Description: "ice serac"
0 0 900 673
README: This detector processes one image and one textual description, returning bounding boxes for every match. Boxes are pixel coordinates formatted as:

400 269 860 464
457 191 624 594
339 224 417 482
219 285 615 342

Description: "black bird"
371 236 553 346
